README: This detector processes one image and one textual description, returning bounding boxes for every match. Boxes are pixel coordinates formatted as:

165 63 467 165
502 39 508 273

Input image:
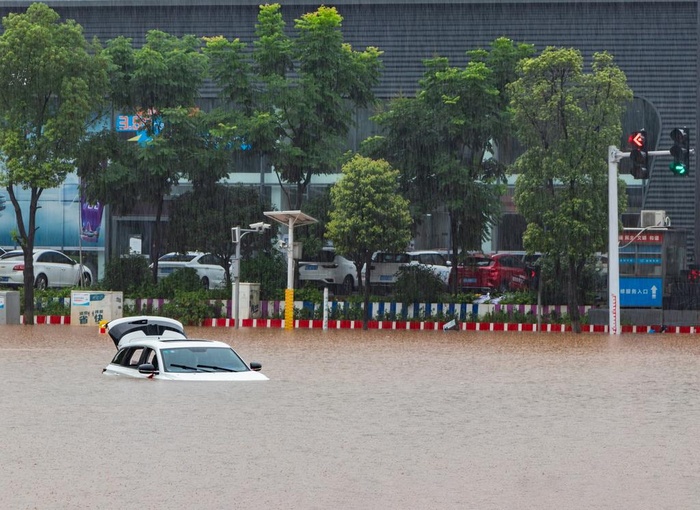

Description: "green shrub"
102 255 152 294
157 267 202 298
241 252 286 300
393 265 446 303
160 290 224 325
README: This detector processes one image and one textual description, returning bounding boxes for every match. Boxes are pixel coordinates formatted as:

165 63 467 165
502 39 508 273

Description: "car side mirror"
249 361 263 372
138 363 158 374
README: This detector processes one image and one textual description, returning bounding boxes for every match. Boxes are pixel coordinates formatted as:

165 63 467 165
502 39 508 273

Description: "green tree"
364 38 533 291
206 4 383 209
509 48 632 332
167 185 271 286
80 30 208 282
0 3 108 323
326 155 411 328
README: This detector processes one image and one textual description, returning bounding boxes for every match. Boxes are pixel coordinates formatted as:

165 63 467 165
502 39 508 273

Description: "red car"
454 253 530 293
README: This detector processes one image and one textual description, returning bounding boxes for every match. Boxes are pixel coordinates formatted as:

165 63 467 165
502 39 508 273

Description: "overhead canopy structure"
263 210 318 229
264 210 319 330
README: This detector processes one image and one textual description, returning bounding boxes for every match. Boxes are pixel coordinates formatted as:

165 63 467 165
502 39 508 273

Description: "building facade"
0 0 696 269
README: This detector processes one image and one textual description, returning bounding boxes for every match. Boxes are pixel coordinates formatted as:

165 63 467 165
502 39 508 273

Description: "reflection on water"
1 326 699 509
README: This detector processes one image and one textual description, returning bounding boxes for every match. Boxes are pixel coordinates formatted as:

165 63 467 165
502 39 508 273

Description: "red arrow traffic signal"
628 130 648 179
628 131 645 149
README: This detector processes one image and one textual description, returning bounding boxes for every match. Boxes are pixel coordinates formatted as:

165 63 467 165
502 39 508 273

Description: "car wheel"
498 281 509 293
339 275 354 295
201 276 210 290
80 272 92 287
35 274 48 290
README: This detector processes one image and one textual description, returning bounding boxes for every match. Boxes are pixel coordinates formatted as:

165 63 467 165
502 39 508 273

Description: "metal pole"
323 286 329 330
234 239 241 329
287 217 294 289
608 146 621 335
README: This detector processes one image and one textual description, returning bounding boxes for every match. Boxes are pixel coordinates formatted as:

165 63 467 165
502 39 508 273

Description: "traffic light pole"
607 147 671 335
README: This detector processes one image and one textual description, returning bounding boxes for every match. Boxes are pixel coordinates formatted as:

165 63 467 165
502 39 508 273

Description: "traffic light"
669 127 690 175
628 130 648 179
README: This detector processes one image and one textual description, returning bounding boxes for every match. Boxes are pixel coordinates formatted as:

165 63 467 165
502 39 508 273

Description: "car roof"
118 338 232 350
1 249 63 258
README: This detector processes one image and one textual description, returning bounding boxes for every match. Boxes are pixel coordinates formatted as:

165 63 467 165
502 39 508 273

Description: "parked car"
360 251 412 289
455 252 529 292
407 250 451 286
103 316 268 381
298 247 357 295
0 249 93 289
154 252 228 289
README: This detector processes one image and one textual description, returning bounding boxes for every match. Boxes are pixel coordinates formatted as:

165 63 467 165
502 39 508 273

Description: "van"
360 252 411 288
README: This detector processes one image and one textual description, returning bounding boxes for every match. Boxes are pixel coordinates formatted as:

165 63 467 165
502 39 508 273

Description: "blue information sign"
620 277 663 307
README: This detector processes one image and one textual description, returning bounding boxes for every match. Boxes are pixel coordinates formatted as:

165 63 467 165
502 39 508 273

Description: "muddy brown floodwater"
1 325 699 510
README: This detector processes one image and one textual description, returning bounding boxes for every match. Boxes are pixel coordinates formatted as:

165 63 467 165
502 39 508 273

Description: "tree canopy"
326 154 411 326
0 2 109 323
509 47 632 331
206 4 383 209
363 38 533 290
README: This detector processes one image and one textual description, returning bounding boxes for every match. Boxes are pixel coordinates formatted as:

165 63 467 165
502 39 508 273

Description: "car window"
199 254 218 265
125 347 145 368
160 253 197 262
111 348 128 365
54 252 74 265
303 250 336 263
464 256 493 267
146 348 158 369
2 252 23 261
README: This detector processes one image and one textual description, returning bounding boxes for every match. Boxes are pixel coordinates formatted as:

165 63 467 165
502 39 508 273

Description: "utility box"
71 291 123 326
0 291 20 324
234 283 261 319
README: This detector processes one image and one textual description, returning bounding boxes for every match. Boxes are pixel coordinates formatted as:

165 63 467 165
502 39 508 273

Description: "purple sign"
81 194 104 243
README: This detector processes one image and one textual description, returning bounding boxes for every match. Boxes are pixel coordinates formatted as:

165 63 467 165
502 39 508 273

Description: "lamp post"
231 222 271 329
263 211 318 330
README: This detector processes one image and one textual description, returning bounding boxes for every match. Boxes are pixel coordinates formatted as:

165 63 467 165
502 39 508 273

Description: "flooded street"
1 325 699 509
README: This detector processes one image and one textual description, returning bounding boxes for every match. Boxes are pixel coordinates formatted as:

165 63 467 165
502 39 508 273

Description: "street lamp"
231 222 271 329
263 211 318 330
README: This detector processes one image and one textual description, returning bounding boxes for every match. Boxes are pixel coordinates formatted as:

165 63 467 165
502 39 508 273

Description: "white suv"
298 247 357 295
361 250 452 290
407 250 451 286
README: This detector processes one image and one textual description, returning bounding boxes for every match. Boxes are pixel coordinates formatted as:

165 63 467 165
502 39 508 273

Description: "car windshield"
161 346 249 373
1 252 24 261
160 253 197 263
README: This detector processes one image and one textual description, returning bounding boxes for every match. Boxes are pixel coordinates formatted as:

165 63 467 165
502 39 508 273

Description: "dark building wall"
0 1 696 253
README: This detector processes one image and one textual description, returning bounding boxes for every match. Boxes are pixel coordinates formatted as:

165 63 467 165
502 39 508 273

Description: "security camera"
249 221 271 231
277 240 287 249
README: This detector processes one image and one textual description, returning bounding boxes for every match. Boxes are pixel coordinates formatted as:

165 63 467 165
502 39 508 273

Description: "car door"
198 254 226 288
37 251 68 287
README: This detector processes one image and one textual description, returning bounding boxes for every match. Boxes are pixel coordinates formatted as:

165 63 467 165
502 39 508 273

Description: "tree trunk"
7 185 41 325
568 260 581 333
151 197 165 284
449 213 459 294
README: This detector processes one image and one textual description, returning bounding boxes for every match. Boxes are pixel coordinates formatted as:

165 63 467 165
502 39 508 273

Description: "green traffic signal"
669 160 688 175
669 127 690 176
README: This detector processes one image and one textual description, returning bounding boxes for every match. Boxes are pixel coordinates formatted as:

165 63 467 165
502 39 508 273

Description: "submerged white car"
103 316 268 381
